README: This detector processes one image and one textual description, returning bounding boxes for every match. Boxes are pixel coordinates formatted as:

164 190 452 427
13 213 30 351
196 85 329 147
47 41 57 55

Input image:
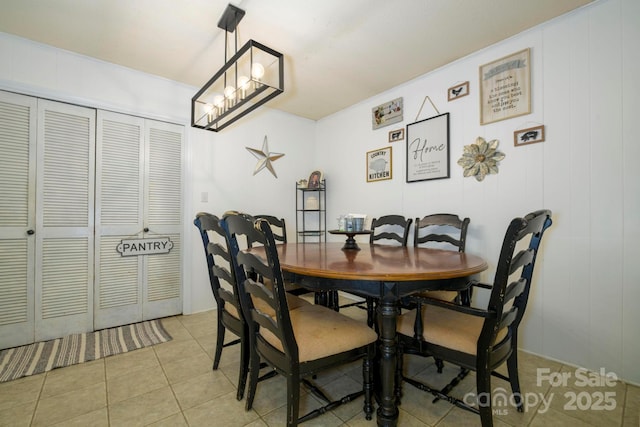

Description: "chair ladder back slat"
208 241 231 261
414 214 469 252
509 248 535 275
217 288 237 306
498 306 519 331
253 214 287 244
370 215 413 246
504 278 527 304
211 264 233 285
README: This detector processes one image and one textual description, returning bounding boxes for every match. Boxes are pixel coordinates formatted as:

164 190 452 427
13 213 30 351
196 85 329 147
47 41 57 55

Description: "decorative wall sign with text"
372 97 403 130
406 113 450 183
117 237 173 257
480 48 531 125
367 146 393 182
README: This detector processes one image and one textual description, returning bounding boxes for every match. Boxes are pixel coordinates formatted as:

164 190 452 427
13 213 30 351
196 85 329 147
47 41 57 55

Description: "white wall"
1 0 638 385
316 0 640 384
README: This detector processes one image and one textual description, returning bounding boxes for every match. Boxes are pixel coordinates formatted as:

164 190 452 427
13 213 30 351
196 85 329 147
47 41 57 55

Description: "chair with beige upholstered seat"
194 212 311 401
194 212 249 400
395 210 552 427
223 213 377 426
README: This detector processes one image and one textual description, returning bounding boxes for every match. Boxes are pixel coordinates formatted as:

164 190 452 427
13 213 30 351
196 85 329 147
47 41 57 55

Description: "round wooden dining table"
247 242 487 426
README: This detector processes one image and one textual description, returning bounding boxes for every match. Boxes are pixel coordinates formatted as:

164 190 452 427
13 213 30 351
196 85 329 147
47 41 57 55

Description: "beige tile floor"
1 302 638 427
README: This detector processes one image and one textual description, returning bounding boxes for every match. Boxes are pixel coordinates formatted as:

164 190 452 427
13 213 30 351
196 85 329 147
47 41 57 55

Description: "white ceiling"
0 0 593 121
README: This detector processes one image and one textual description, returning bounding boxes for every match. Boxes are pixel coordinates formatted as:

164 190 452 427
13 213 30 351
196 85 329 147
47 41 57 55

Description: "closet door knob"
27 229 35 235
143 227 149 232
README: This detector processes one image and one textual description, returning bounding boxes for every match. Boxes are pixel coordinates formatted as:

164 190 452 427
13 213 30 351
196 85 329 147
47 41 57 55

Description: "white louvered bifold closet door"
0 91 37 349
94 111 145 329
142 120 183 320
35 100 95 342
95 111 183 329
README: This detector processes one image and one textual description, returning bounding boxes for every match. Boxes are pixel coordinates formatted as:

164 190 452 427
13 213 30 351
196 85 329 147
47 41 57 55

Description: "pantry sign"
117 237 173 257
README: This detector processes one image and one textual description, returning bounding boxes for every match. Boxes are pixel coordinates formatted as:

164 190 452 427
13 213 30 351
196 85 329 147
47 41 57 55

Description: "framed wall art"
307 170 323 188
372 97 403 130
406 113 450 183
447 81 469 101
366 146 392 182
480 48 531 125
388 128 404 142
514 125 545 146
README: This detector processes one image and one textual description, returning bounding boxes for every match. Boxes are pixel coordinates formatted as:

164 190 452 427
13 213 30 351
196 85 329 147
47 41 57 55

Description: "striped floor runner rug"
0 319 172 383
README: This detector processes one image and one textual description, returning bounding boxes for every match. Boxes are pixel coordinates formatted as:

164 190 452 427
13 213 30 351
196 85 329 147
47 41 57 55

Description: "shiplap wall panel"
620 0 640 384
539 11 590 366
587 0 624 377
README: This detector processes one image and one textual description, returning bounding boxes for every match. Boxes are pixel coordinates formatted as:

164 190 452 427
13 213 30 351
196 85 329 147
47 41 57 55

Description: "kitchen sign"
117 237 173 257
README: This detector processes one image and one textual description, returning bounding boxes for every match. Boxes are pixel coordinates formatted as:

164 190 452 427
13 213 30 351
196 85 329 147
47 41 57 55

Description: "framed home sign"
480 48 531 125
406 113 450 182
366 146 392 182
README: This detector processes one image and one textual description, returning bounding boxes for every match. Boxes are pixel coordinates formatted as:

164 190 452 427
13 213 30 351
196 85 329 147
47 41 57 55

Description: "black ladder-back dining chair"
224 214 378 426
413 213 471 305
395 210 552 427
337 215 413 326
409 214 472 373
370 215 413 246
253 214 320 300
193 212 249 400
253 215 287 243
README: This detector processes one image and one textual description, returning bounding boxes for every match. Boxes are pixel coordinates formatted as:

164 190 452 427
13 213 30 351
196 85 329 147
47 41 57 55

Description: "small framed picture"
447 81 469 101
388 128 404 142
307 170 323 188
514 125 545 146
372 97 403 130
366 147 392 182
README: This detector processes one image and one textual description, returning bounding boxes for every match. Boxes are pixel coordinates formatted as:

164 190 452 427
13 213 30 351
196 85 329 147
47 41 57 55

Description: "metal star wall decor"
246 135 285 178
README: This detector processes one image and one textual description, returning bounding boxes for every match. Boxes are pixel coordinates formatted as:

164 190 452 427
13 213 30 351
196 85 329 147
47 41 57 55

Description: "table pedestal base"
342 234 361 251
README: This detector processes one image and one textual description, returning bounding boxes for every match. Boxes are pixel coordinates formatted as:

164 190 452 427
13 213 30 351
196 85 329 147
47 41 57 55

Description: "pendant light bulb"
251 63 265 80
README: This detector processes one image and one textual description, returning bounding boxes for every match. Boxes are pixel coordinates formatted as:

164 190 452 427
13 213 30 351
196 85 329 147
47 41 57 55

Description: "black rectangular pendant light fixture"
191 4 284 132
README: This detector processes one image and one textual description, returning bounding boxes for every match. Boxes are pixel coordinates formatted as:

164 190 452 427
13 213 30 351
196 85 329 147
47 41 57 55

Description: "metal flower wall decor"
457 137 505 181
